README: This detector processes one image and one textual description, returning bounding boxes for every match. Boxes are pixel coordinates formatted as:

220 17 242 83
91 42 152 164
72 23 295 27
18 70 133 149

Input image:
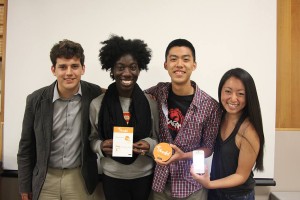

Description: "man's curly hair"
50 39 85 66
99 35 152 71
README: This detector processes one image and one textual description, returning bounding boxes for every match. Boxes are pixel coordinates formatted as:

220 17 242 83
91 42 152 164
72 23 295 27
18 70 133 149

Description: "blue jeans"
208 189 255 200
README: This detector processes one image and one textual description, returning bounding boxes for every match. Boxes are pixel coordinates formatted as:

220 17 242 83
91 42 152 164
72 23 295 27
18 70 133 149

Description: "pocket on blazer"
33 165 39 176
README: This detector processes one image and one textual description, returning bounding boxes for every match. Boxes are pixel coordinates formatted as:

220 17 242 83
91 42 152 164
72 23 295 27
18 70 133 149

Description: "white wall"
4 0 276 179
255 130 300 199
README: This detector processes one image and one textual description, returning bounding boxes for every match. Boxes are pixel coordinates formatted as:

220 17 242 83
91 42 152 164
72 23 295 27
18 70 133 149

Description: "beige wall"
276 0 300 129
255 130 300 199
260 0 300 198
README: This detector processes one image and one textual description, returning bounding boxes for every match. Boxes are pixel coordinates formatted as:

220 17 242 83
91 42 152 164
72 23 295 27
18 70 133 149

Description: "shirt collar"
53 82 82 102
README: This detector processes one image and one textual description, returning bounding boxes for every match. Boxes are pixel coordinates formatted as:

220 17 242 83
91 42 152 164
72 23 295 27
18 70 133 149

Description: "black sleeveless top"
210 113 255 195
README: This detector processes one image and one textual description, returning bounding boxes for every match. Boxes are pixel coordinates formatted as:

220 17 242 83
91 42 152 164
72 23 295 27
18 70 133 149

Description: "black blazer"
17 80 102 200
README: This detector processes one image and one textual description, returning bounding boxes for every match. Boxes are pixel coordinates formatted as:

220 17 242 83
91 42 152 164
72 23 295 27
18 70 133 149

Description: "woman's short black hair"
99 35 152 71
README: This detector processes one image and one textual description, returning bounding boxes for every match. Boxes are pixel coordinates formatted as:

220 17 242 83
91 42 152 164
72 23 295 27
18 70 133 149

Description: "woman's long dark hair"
218 68 264 171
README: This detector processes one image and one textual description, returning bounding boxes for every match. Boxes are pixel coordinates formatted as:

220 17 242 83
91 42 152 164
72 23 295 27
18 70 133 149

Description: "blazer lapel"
80 82 89 140
41 83 55 150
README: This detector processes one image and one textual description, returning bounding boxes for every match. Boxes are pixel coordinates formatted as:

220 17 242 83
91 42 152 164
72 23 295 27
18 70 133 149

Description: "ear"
193 62 197 71
51 66 56 75
82 65 86 75
164 62 168 70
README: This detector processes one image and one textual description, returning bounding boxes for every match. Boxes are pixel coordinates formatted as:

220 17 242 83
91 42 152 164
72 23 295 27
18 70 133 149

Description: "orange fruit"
153 143 173 161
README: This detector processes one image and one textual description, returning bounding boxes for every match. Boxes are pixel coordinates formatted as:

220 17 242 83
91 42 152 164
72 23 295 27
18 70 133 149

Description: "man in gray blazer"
17 39 103 200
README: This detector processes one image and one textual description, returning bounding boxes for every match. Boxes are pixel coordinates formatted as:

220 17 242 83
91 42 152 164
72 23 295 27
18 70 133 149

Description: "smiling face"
113 54 140 97
51 57 85 99
221 76 246 116
164 46 196 87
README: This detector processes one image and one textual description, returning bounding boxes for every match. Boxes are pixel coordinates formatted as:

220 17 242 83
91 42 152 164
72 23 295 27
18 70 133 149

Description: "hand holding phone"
193 150 205 174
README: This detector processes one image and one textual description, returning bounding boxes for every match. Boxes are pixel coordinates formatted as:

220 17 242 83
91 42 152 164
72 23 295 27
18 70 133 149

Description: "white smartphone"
193 150 205 174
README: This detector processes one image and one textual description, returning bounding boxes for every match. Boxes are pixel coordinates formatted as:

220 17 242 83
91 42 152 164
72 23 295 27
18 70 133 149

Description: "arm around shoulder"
89 95 105 157
142 93 159 155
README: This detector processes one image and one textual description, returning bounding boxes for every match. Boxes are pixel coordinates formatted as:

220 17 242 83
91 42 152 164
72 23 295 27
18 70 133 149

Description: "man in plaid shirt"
145 39 222 199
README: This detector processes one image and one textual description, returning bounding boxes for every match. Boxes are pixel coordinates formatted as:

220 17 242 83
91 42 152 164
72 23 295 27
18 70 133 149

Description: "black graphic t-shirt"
167 89 194 140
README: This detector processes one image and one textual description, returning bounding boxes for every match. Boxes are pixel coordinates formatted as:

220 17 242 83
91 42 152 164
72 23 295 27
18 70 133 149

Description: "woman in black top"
190 68 264 200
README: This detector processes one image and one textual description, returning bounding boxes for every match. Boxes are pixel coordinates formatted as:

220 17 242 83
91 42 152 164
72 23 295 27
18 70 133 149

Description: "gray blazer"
17 80 102 200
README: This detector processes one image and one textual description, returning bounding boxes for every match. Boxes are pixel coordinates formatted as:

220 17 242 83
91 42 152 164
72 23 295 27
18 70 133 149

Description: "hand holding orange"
153 143 173 161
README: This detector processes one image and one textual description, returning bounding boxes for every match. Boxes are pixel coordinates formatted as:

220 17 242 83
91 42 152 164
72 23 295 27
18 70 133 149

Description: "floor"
0 176 20 200
0 175 270 200
0 175 106 200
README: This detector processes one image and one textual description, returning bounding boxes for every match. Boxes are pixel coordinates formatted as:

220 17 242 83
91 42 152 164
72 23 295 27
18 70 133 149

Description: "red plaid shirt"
145 82 222 198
